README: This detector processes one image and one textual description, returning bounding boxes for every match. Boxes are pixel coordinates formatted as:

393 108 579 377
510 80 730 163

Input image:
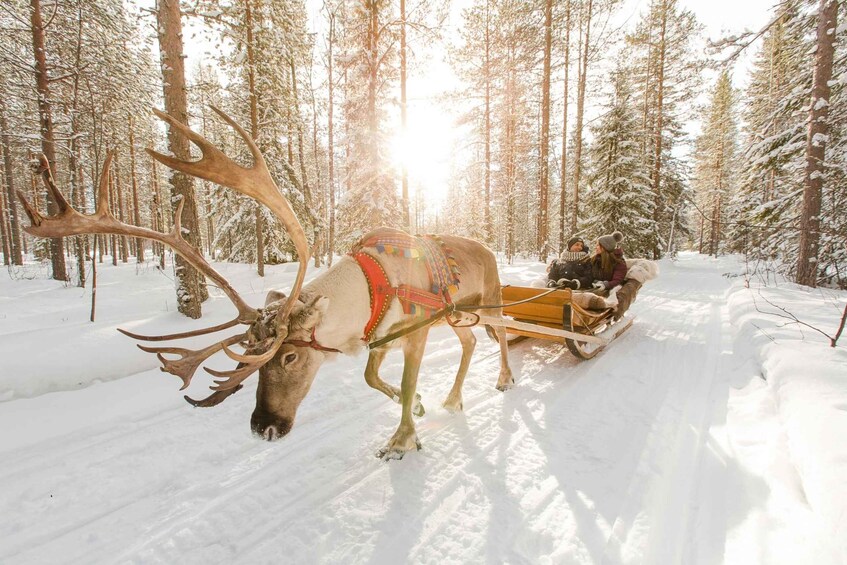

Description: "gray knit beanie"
597 231 623 252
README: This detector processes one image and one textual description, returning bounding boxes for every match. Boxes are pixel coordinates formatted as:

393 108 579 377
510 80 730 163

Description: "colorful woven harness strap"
351 251 393 342
350 251 453 343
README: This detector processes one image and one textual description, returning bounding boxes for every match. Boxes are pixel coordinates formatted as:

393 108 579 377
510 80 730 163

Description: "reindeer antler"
146 106 311 323
19 152 258 326
18 107 312 402
144 106 312 384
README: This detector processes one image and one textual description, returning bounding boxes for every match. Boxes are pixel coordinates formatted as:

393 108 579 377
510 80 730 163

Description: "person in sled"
589 231 627 291
590 230 642 319
546 236 594 290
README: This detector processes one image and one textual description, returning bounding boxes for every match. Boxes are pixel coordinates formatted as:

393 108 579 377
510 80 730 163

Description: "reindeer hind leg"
443 325 476 412
493 324 515 391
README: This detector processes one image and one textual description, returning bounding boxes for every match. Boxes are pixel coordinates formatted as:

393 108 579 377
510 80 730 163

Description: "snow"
812 133 830 147
814 97 830 111
0 252 845 563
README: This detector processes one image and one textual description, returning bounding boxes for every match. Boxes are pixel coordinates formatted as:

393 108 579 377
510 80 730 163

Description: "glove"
592 281 607 290
546 279 559 288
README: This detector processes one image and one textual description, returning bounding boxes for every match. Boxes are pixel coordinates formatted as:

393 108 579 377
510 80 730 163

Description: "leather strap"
284 328 342 353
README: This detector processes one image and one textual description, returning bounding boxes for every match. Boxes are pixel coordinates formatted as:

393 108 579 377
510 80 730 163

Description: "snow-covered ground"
0 252 844 564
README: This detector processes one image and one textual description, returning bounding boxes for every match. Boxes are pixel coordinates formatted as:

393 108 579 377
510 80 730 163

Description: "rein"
284 285 570 353
284 328 342 353
367 286 564 350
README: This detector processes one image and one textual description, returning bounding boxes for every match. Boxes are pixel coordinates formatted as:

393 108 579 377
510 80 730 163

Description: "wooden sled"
478 285 633 360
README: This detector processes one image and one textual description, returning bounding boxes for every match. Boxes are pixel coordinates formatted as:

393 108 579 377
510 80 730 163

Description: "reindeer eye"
284 352 298 366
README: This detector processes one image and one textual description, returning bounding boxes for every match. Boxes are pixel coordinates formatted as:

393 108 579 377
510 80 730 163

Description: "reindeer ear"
265 290 287 307
298 295 329 329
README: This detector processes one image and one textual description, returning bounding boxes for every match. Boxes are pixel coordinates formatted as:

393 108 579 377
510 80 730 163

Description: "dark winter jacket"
591 248 627 290
547 251 594 290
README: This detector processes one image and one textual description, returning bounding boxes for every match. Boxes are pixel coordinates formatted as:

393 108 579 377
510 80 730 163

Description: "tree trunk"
650 0 668 259
0 98 22 264
30 0 67 280
505 45 517 263
483 0 492 245
367 2 380 174
289 58 313 214
559 0 571 250
538 0 553 262
244 0 265 277
0 167 10 265
399 0 410 229
156 0 207 318
797 0 837 287
327 8 336 265
109 165 118 266
114 156 129 263
150 156 166 267
571 0 593 233
69 4 86 285
128 115 144 262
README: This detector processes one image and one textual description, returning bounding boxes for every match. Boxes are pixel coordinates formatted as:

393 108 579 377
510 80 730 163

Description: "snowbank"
727 278 847 562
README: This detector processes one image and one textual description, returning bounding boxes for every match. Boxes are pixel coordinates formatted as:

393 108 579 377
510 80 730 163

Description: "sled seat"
497 285 627 360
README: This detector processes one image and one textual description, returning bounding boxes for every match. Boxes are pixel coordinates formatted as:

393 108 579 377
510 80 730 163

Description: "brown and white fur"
251 229 514 459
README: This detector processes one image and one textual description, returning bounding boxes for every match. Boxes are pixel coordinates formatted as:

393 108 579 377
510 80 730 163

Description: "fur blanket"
624 258 659 284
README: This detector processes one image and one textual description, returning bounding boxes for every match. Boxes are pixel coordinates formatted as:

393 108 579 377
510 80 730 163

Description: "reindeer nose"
251 410 292 441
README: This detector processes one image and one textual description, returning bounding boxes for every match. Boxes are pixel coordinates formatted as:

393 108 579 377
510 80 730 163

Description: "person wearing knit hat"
597 230 623 252
566 236 585 252
546 236 593 290
590 230 627 291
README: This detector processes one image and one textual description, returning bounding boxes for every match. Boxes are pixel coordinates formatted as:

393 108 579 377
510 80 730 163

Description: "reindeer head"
248 292 333 440
18 107 327 441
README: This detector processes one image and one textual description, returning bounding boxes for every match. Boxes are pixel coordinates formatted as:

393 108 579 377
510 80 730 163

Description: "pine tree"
583 64 656 257
727 5 803 257
628 0 702 258
693 70 738 256
726 2 840 282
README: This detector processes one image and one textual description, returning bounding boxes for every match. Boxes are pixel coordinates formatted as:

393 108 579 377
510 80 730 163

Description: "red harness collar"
350 251 451 343
284 328 341 353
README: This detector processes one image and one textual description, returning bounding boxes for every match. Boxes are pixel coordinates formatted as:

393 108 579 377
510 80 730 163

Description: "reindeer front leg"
364 347 425 416
377 328 429 460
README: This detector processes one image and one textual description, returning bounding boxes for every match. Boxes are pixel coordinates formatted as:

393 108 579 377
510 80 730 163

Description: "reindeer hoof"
496 379 515 392
376 434 422 460
442 397 463 413
376 443 421 461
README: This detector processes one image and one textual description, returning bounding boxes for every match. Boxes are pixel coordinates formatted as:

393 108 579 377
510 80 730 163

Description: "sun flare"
390 101 455 208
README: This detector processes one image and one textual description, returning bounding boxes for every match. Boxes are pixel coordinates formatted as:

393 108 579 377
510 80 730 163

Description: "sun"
390 100 455 207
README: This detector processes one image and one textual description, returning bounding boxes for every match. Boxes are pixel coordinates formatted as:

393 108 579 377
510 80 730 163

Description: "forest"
0 0 844 318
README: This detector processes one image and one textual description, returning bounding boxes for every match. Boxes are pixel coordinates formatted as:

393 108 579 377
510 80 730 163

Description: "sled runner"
478 286 633 360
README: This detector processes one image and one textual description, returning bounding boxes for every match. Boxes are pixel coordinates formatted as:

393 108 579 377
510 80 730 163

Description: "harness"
284 328 342 353
350 232 460 344
287 231 563 352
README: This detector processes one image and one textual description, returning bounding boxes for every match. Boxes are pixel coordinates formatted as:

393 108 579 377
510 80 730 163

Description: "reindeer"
18 107 515 460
